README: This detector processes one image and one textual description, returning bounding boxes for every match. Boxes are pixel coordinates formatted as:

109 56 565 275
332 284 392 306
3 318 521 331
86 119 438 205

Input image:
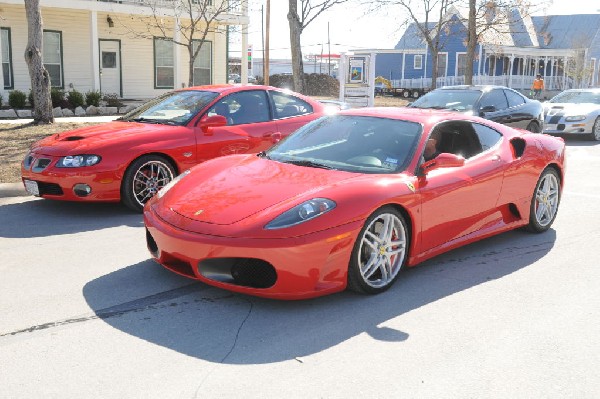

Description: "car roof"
177 84 321 105
437 85 511 91
337 106 478 125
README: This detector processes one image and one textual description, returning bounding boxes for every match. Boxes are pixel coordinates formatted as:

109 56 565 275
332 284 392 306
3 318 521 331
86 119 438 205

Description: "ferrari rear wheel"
590 117 600 141
347 207 409 294
121 155 176 212
526 168 561 233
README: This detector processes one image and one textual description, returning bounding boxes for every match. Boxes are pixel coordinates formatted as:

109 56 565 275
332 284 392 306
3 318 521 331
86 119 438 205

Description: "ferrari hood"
544 102 600 115
163 155 357 225
29 121 181 156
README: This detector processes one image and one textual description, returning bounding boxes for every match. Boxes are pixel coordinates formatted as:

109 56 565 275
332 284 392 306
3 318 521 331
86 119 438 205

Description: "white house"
0 0 250 100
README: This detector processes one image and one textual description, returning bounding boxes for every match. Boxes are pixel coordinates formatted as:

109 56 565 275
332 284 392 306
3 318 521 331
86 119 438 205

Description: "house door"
100 40 121 96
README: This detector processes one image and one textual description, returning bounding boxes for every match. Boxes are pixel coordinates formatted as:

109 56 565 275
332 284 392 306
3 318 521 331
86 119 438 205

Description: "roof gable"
532 14 600 49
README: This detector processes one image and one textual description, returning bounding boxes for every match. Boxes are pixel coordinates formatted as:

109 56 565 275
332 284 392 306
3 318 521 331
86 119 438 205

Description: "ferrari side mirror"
421 152 465 173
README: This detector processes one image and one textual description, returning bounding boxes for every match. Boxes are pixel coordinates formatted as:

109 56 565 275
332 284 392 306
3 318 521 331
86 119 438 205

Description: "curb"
0 182 27 198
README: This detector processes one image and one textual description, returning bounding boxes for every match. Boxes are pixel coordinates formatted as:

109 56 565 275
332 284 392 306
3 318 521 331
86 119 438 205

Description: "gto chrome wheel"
527 168 561 233
348 207 408 294
122 155 176 212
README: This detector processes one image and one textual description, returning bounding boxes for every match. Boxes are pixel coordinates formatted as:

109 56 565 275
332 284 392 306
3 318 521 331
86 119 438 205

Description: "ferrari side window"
472 123 502 151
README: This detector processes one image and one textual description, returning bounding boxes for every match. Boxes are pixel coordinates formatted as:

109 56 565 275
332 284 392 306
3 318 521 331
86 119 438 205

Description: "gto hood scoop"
165 156 356 225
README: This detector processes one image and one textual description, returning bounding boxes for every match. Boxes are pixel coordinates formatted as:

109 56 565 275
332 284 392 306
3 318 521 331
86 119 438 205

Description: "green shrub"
103 93 123 108
67 89 85 108
28 90 34 107
85 90 102 107
8 90 27 108
50 88 67 108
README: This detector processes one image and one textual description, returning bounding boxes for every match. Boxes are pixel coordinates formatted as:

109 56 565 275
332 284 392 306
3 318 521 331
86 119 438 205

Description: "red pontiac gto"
144 108 566 300
21 85 326 211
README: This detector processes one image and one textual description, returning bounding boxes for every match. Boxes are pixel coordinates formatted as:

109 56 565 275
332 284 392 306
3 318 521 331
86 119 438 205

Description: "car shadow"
83 228 556 364
0 198 142 238
559 136 598 146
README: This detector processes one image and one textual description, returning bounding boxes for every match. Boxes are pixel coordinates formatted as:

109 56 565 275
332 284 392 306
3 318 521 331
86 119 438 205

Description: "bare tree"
24 0 53 124
287 0 349 93
461 0 550 84
119 0 243 88
372 0 461 90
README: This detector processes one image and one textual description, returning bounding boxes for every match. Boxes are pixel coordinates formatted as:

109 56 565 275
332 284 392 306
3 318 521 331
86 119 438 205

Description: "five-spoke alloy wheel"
527 168 561 233
348 207 409 294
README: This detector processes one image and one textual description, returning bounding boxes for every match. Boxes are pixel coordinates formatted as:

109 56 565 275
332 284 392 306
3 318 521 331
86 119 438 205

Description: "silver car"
543 89 600 141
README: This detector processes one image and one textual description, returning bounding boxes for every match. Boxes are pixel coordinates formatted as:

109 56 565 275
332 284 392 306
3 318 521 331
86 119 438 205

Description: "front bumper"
543 117 594 135
143 205 364 300
21 153 122 202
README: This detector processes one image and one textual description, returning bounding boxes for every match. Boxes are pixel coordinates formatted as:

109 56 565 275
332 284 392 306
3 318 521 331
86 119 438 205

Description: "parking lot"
1 137 599 398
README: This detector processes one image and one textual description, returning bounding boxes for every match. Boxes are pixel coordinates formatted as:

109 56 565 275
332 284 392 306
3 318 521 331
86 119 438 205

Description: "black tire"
412 90 420 99
526 120 542 133
121 155 176 212
347 206 409 295
589 116 600 141
526 168 561 233
402 90 410 98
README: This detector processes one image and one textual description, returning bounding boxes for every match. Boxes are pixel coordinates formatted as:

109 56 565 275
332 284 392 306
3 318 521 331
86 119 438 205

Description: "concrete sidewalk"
0 182 27 198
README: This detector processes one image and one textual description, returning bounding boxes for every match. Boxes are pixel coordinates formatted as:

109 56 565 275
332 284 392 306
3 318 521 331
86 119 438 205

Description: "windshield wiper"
130 117 178 125
284 159 334 170
257 151 271 160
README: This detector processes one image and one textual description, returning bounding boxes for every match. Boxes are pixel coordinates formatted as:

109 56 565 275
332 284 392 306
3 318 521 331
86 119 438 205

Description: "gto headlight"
56 155 101 168
157 169 190 199
265 198 336 229
565 115 586 122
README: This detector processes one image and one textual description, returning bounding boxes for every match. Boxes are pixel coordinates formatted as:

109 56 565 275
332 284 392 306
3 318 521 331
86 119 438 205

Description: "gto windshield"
120 90 219 125
265 115 422 174
549 90 600 104
410 90 482 112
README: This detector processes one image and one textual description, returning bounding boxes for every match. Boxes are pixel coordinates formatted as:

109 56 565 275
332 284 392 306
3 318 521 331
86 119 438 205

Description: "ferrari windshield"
549 90 600 104
410 90 482 112
120 90 219 125
265 115 422 174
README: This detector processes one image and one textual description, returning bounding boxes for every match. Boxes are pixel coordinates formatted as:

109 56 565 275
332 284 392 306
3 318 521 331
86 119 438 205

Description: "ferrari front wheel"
121 155 176 212
526 168 561 233
347 207 409 294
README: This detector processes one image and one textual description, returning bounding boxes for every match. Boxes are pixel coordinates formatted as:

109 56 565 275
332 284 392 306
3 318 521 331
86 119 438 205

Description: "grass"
0 96 409 184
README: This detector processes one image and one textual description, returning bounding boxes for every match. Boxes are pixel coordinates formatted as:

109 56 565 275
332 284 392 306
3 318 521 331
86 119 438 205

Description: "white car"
543 89 600 141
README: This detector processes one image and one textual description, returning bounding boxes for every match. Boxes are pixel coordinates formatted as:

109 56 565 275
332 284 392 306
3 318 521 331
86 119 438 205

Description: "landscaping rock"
98 106 118 116
0 109 18 118
16 109 32 118
62 108 74 117
75 106 86 116
86 105 98 115
52 107 63 117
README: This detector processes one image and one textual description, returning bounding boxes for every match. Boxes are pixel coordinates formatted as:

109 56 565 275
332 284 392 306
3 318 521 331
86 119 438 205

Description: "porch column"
549 56 554 90
521 56 526 90
173 18 182 87
508 55 514 88
563 57 568 89
90 10 100 91
478 44 483 76
401 53 405 80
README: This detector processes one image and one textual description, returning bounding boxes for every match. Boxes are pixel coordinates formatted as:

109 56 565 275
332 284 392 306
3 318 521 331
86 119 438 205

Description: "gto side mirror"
199 115 228 135
421 152 465 173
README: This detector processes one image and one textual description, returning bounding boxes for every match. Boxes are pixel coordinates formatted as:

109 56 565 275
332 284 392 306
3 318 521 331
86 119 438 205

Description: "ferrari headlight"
265 198 336 229
565 115 586 122
56 155 101 168
157 169 190 199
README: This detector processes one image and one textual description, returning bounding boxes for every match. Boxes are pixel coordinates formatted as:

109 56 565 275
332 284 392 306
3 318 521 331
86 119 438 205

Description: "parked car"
144 107 565 299
409 85 544 132
21 85 327 211
233 75 257 84
543 88 600 141
318 99 351 112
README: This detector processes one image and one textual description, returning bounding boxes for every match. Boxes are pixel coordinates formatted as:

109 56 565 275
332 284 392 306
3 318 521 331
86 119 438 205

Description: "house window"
154 38 174 89
43 31 63 88
192 40 212 86
1 28 13 89
414 55 423 69
456 53 467 76
437 53 447 77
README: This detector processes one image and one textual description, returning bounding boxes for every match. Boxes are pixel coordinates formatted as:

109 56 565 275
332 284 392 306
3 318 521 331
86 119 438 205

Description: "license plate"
24 180 40 196
545 123 557 131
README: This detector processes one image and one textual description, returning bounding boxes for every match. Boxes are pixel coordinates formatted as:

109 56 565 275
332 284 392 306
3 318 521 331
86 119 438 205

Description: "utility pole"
264 0 270 85
327 21 331 76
